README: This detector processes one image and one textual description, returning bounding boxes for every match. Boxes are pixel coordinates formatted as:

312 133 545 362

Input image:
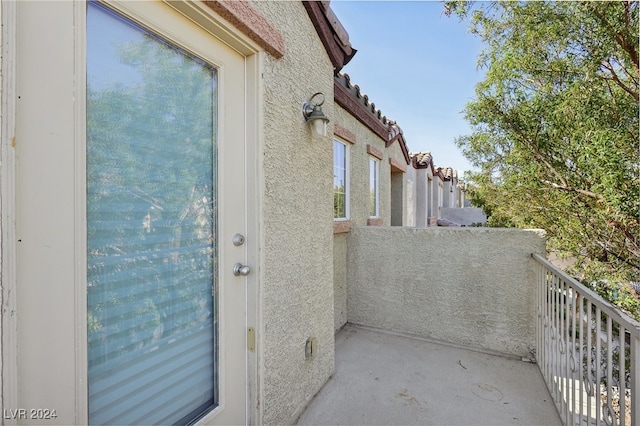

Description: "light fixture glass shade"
310 116 327 139
303 92 329 140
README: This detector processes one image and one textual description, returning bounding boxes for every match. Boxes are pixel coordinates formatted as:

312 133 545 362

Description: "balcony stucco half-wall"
346 227 546 357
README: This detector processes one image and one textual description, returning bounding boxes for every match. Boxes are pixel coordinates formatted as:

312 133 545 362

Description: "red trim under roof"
203 0 285 58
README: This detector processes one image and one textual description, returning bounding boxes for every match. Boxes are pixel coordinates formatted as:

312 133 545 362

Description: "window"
333 140 349 219
87 4 217 423
369 157 379 217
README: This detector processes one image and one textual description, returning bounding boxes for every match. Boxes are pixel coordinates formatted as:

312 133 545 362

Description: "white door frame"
1 0 19 418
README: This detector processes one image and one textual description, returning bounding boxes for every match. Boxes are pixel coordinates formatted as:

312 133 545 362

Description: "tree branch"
614 30 639 75
589 2 639 76
541 180 603 199
601 60 640 101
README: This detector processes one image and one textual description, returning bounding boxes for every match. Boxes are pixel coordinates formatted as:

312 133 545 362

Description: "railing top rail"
532 253 640 335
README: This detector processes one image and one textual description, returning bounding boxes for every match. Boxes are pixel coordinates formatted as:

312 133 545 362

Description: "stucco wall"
333 233 348 331
333 105 407 227
441 207 487 226
405 166 416 227
434 177 443 219
332 106 409 332
414 168 428 227
249 2 335 424
347 227 546 357
388 142 407 226
390 170 404 225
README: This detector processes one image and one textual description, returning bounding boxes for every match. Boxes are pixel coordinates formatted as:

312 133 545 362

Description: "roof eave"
303 1 357 74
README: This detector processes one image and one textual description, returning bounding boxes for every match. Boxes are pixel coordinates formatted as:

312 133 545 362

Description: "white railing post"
532 254 640 426
632 335 639 426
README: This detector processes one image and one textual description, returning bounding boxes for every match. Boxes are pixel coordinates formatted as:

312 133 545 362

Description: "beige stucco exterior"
249 2 336 423
333 234 349 331
406 165 417 226
333 105 409 228
412 166 434 227
346 227 546 357
332 104 409 331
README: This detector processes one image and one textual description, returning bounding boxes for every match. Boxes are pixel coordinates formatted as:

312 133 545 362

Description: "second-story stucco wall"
347 227 546 357
250 1 335 424
333 105 390 226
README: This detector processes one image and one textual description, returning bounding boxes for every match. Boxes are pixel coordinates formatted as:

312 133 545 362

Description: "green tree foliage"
446 2 639 299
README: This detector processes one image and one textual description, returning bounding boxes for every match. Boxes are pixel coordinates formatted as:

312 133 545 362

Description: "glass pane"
86 4 217 425
334 193 345 218
369 158 378 217
333 141 347 218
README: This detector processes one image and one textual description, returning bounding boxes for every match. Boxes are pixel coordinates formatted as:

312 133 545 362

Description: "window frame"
369 156 380 218
333 138 350 220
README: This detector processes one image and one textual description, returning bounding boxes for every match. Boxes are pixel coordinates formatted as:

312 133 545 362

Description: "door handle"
233 263 251 276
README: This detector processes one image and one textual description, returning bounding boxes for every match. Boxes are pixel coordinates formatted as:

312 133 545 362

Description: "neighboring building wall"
441 207 487 226
390 172 403 225
388 157 407 226
426 173 433 221
456 182 466 208
346 227 546 357
410 152 438 228
442 179 452 208
250 2 335 423
411 158 481 226
414 168 428 227
405 166 417 227
433 175 443 221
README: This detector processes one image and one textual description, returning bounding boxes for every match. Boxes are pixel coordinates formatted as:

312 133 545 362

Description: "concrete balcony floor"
297 325 562 426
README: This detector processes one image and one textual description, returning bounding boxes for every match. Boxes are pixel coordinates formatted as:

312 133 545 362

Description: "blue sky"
330 1 485 177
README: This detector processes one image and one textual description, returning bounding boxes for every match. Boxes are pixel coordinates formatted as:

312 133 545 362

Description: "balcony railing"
533 254 640 426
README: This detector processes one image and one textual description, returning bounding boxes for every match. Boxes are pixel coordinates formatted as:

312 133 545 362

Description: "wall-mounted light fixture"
302 92 329 139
